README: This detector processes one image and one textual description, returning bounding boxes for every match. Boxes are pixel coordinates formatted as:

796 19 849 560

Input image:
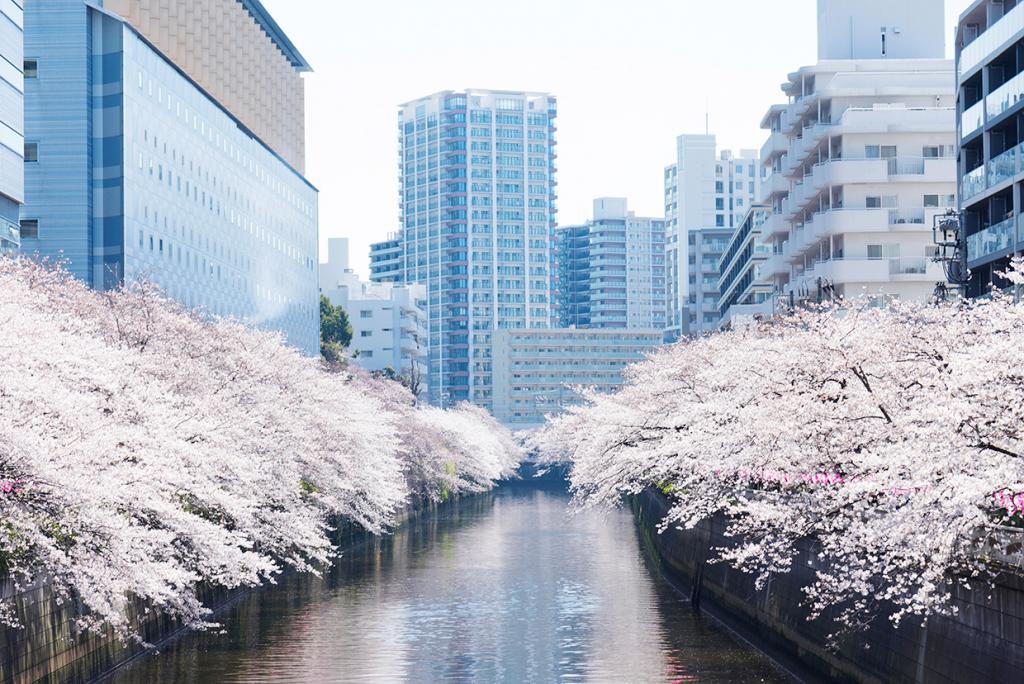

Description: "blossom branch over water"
0 258 521 640
534 260 1024 631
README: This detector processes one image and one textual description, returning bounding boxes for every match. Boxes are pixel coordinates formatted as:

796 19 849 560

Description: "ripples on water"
108 483 786 683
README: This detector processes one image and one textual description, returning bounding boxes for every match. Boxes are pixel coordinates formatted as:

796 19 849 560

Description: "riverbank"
0 494 457 684
632 489 1024 683
102 482 784 683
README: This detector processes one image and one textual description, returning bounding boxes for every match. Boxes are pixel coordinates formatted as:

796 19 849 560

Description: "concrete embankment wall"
633 490 1024 684
0 500 441 684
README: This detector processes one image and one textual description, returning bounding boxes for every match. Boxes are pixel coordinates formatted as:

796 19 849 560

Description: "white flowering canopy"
0 258 522 639
535 263 1024 631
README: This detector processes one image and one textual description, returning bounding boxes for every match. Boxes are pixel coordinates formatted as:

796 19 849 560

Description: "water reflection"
108 484 784 683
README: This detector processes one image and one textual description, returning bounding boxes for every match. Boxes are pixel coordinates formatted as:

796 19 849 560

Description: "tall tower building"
396 89 558 408
663 135 760 339
20 0 319 354
556 197 666 330
0 0 23 253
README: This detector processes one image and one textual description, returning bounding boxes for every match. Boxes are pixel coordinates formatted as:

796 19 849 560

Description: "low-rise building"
490 328 663 430
320 238 427 392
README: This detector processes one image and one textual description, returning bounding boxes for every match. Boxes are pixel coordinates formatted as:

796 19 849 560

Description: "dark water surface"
107 484 786 683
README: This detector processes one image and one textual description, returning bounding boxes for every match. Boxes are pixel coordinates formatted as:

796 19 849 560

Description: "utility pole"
931 209 970 302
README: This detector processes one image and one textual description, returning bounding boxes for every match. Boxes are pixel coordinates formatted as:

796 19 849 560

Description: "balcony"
760 131 789 162
988 71 1024 123
963 164 987 201
812 158 889 186
761 212 789 237
989 141 1024 188
962 100 985 139
967 216 1017 264
809 257 940 285
757 251 789 279
959 2 1024 78
762 172 789 199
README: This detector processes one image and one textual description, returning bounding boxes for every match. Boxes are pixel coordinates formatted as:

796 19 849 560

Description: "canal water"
107 483 787 683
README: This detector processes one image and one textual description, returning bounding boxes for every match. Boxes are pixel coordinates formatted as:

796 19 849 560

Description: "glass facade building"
957 0 1024 296
21 0 318 354
396 89 558 408
0 0 22 252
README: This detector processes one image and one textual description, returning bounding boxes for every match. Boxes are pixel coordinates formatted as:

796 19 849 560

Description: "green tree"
320 295 352 363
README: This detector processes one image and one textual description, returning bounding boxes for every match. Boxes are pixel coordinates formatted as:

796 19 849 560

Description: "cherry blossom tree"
535 262 1024 632
0 257 522 640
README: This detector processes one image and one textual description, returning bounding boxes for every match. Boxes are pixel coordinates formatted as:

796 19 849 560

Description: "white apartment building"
490 328 663 430
320 238 428 390
664 135 760 339
755 1 955 311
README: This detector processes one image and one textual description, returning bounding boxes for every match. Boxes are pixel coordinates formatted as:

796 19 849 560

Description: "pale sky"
258 0 973 279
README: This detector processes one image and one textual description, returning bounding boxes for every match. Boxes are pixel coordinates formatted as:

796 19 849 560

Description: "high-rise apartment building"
956 0 1024 297
395 89 558 408
320 238 428 392
663 135 760 339
0 0 23 253
369 233 402 283
755 0 954 311
556 197 666 330
21 0 318 354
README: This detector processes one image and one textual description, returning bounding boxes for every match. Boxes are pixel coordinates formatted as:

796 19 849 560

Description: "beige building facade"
104 0 309 172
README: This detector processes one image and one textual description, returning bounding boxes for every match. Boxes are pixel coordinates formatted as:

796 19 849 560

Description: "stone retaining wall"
0 501 435 684
633 490 1024 683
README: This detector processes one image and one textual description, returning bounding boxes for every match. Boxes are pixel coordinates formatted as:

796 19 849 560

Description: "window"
867 244 883 260
24 143 38 162
24 60 38 78
19 220 38 239
924 194 940 208
360 310 373 318
715 215 724 227
361 350 374 358
865 145 897 159
360 330 373 337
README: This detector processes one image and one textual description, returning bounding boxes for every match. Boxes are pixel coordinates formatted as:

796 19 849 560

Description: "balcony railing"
960 2 1024 77
987 70 1024 122
962 100 985 138
990 141 1024 187
888 208 927 225
963 164 988 201
967 216 1017 262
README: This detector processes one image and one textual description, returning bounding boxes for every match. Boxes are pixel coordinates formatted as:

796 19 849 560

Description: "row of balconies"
782 207 948 262
794 256 945 286
782 157 955 220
